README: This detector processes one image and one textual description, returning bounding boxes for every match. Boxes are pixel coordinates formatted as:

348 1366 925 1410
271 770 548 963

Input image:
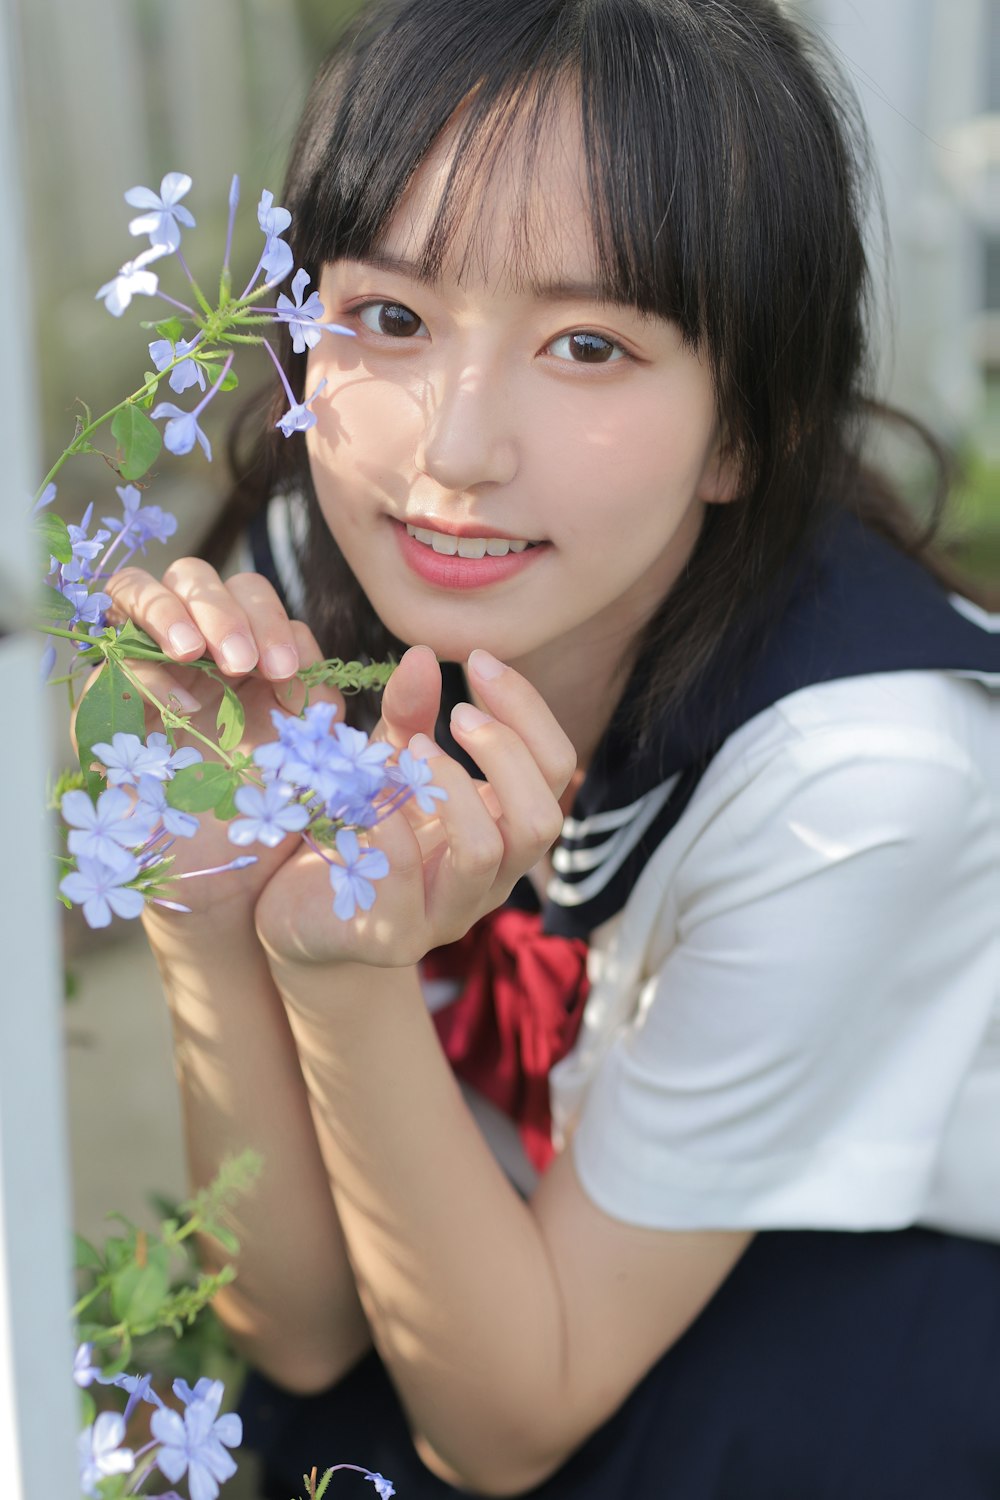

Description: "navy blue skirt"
240 1227 1000 1499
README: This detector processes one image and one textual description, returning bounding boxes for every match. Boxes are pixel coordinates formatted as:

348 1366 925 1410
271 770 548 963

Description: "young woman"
107 0 1000 1494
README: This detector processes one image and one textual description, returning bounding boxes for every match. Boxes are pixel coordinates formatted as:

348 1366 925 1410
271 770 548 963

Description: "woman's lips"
392 519 548 590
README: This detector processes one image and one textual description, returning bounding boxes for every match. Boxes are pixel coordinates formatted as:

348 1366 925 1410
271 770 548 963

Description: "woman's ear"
696 430 741 505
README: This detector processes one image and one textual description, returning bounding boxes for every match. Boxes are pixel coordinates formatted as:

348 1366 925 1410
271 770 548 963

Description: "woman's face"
305 103 735 680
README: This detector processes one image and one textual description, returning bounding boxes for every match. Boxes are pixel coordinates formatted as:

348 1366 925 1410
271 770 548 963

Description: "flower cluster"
74 1344 393 1500
95 170 353 449
232 705 448 918
40 169 443 936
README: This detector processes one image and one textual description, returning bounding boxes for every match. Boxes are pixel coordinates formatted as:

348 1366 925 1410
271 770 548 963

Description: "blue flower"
328 828 390 920
228 782 310 848
256 189 293 284
366 1474 396 1500
78 1411 135 1497
91 730 199 787
59 503 111 583
330 722 394 792
276 377 328 438
137 775 200 839
61 855 145 927
62 787 155 867
152 1377 242 1500
96 246 166 316
111 1370 165 1423
103 482 179 550
60 582 113 630
275 269 353 354
73 1342 101 1388
126 171 196 251
151 401 212 461
149 335 207 395
32 481 57 514
388 747 449 815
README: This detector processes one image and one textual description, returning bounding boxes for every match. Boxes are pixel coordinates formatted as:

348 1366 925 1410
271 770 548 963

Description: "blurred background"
10 0 999 1491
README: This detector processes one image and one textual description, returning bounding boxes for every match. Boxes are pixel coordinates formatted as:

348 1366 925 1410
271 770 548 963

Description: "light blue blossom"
330 722 394 792
96 246 165 317
151 400 212 461
111 1370 166 1423
60 855 145 928
137 775 200 838
366 1474 396 1500
73 1342 101 1388
276 377 328 438
60 582 112 630
39 640 57 682
328 828 390 921
31 481 57 514
102 482 179 551
126 171 196 251
78 1411 135 1497
227 782 310 848
388 747 448 816
91 730 200 786
62 787 155 867
151 1377 242 1500
275 269 353 354
149 335 207 394
59 503 111 583
257 188 293 283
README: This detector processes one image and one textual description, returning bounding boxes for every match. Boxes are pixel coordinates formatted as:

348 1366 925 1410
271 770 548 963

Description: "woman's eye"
356 301 427 338
547 331 625 365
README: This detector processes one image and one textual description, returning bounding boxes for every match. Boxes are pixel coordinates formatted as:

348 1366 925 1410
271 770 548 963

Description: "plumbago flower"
42 169 442 936
72 1348 395 1500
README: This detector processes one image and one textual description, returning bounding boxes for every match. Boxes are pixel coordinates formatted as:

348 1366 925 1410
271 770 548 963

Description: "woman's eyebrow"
350 251 630 308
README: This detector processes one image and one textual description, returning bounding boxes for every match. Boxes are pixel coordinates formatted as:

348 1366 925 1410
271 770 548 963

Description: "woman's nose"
413 360 517 492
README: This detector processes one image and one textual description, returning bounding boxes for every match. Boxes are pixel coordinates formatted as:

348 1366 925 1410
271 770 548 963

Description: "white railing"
0 0 78 1493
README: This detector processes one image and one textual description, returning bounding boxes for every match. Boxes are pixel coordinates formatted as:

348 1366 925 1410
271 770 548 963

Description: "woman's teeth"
405 524 534 558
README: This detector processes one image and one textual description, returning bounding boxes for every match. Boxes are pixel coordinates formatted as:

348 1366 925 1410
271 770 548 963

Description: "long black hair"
209 0 952 735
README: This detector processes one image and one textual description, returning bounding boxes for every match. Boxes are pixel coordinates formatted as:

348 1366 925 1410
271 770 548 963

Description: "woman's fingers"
463 650 577 799
106 565 207 662
108 559 302 684
376 645 442 748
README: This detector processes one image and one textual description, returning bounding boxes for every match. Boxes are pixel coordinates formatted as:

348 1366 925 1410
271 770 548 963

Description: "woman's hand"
254 648 577 972
91 559 344 923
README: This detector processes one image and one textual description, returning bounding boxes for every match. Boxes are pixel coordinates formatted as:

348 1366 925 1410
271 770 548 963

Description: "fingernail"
469 649 505 681
220 633 257 674
409 732 441 760
168 622 204 656
451 702 492 732
263 644 299 679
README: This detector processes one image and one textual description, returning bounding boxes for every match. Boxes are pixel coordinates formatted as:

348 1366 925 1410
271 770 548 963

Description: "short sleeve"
569 728 998 1231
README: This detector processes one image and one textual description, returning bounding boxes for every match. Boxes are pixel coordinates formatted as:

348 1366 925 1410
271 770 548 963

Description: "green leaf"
111 403 162 481
140 372 160 410
74 1234 104 1272
109 1247 171 1327
113 618 169 661
154 316 185 343
200 361 239 392
37 512 72 564
75 660 146 797
166 761 234 813
37 583 76 621
216 685 246 752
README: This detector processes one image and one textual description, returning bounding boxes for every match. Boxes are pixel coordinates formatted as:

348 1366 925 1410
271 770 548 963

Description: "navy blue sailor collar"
438 511 999 940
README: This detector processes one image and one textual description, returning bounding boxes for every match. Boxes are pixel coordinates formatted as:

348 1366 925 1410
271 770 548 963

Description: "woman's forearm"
143 909 372 1393
268 955 572 1492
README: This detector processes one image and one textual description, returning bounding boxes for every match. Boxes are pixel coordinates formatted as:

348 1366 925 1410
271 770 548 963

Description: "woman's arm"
251 657 750 1493
266 953 749 1495
143 906 373 1394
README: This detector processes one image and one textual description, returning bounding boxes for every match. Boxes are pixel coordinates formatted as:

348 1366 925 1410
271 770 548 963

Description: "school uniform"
239 503 1000 1498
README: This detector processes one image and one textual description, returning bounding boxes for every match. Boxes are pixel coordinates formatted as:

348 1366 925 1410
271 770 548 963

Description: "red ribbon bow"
424 907 591 1172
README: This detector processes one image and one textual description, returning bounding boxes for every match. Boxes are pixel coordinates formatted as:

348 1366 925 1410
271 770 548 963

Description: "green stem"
115 660 235 767
70 1284 104 1320
34 343 190 501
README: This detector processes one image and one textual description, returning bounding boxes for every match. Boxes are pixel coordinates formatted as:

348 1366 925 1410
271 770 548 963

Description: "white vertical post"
0 0 78 1493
